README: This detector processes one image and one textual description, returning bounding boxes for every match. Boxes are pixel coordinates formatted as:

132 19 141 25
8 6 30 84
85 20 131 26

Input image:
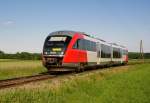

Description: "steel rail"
0 73 56 89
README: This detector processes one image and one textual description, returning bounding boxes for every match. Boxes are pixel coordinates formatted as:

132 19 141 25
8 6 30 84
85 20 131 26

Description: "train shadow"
39 70 73 76
40 64 122 76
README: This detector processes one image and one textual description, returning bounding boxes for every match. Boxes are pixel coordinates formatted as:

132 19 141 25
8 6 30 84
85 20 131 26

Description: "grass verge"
0 62 150 103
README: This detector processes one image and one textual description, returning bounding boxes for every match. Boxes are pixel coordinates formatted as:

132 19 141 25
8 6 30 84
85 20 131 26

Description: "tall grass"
0 62 150 103
0 59 46 80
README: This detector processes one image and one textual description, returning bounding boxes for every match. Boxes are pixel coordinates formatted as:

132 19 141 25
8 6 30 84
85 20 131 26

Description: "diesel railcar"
42 31 128 72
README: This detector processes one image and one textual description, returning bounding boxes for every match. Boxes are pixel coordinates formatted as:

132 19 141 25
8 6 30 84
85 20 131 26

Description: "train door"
120 48 123 64
96 42 101 64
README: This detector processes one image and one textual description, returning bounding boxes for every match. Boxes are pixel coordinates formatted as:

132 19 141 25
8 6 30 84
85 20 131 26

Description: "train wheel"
75 67 80 73
75 63 84 73
80 66 84 72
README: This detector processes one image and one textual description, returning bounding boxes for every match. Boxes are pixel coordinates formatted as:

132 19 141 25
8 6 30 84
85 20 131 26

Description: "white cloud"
2 20 15 26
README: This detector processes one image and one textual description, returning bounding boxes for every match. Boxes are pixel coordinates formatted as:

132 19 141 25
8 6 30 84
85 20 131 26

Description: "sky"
0 0 150 53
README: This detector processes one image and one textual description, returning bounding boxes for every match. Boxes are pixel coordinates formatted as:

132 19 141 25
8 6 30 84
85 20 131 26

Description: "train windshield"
44 36 72 55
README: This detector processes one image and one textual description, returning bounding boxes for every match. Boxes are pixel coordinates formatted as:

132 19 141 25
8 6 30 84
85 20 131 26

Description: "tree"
0 50 4 54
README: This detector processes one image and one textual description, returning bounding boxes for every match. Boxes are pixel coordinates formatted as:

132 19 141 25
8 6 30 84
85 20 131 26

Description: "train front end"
42 31 73 71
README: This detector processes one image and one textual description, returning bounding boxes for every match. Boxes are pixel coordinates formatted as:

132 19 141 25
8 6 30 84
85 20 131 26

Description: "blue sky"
0 0 150 53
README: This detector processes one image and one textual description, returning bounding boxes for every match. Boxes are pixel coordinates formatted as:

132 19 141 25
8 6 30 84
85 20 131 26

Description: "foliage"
128 52 150 59
144 53 150 59
128 52 140 59
0 50 4 54
0 51 41 60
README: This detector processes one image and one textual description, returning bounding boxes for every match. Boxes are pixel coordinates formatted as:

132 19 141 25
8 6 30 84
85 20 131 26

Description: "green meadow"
0 59 46 80
0 59 150 103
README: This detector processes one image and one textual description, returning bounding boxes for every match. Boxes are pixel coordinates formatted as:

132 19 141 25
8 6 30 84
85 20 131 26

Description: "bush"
128 52 150 59
0 51 41 60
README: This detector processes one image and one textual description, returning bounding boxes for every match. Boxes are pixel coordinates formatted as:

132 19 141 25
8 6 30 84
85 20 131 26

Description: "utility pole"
140 40 144 61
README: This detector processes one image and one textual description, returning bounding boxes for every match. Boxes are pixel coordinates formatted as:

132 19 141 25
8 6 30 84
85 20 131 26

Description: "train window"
86 40 91 51
101 44 111 58
78 39 85 50
73 39 96 52
49 37 67 41
126 50 128 54
73 39 79 49
122 50 128 55
91 41 96 51
44 36 72 55
113 48 121 58
85 40 96 51
73 39 85 50
122 50 125 55
96 43 101 57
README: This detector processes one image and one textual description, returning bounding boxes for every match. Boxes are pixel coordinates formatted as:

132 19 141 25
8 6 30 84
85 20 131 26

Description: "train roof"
111 43 127 49
48 30 81 37
48 30 127 49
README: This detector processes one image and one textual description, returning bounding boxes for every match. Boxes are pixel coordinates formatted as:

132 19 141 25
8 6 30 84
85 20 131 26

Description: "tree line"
0 50 41 60
0 50 150 60
128 52 150 59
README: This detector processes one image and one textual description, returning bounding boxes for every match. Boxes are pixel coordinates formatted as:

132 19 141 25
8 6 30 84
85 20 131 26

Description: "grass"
0 59 46 80
0 61 150 103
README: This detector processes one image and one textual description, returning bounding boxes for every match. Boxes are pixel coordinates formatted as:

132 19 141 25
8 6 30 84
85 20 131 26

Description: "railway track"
0 73 56 89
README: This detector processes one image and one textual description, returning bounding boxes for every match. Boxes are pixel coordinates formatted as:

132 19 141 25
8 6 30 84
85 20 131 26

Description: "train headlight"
61 52 64 55
44 52 48 55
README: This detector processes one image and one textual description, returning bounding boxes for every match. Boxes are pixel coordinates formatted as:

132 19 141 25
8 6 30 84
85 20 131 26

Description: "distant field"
0 60 150 103
128 59 150 64
0 59 46 80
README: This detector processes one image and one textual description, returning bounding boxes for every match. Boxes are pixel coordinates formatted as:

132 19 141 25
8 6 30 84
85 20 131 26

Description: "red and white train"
42 31 128 72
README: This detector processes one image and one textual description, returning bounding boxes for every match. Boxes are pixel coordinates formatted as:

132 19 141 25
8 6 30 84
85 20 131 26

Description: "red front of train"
42 31 87 71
